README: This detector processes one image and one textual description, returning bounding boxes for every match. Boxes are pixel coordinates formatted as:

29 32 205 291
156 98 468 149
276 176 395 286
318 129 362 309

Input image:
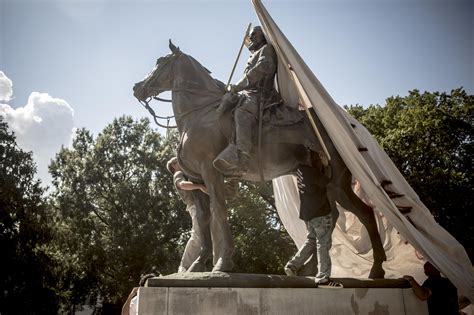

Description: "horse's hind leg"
336 171 387 279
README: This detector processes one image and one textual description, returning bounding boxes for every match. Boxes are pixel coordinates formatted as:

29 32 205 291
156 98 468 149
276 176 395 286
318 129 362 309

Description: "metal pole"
287 67 332 162
226 23 252 91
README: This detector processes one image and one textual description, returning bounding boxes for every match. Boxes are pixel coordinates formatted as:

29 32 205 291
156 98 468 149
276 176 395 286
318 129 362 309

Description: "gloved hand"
228 84 238 94
216 92 239 116
228 76 248 94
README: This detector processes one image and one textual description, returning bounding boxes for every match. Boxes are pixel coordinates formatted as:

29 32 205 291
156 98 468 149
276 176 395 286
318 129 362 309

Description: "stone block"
138 287 428 314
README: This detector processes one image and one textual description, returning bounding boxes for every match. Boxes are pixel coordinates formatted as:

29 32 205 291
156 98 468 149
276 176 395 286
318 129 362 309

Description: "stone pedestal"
137 273 428 314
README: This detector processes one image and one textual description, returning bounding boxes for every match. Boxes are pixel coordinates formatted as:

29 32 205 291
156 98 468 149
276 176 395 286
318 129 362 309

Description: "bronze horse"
133 42 386 278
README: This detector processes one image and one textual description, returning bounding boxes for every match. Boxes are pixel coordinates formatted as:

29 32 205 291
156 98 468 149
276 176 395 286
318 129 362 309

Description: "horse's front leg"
201 167 235 272
187 190 213 272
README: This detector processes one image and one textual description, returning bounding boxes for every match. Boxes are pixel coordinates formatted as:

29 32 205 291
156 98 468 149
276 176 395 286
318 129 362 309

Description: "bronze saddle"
213 92 319 179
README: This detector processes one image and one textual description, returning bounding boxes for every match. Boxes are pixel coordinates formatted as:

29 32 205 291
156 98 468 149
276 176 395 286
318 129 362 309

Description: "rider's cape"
252 0 473 301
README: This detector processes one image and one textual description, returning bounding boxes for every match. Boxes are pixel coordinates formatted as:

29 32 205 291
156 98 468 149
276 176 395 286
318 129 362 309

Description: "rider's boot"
213 108 253 176
232 109 253 174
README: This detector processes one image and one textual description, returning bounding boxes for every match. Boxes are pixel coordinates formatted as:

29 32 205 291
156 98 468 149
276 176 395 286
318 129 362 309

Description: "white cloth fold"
252 0 473 300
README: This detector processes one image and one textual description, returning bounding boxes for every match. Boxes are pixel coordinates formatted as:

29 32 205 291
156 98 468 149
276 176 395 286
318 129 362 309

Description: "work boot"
284 264 298 276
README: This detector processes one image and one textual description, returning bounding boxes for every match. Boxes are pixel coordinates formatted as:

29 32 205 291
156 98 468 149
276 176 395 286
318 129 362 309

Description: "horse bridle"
137 53 223 129
137 55 178 129
139 89 223 129
139 97 176 129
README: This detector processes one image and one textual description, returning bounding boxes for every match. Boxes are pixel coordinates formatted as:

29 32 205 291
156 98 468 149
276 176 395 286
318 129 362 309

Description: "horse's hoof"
187 261 206 272
212 258 234 272
368 266 385 279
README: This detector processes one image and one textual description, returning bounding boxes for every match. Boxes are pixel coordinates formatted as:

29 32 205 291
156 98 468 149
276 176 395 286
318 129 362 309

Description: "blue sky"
0 0 473 184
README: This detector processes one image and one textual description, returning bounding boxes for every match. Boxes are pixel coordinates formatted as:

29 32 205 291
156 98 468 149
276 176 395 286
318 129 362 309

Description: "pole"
226 23 252 91
288 68 332 162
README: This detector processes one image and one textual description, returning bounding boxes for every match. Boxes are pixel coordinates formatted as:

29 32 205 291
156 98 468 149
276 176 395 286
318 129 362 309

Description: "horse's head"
133 40 224 102
133 40 181 101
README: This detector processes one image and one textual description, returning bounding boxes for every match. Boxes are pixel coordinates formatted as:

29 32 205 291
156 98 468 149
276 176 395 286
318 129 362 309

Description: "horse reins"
139 98 177 129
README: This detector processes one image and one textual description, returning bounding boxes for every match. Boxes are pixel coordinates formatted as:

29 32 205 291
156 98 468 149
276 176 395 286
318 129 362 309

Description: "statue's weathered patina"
133 39 386 277
214 26 280 175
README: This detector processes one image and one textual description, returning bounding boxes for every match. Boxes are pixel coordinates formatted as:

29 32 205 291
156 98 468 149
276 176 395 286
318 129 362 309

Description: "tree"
228 181 295 274
49 115 298 312
0 118 59 314
345 88 473 260
49 116 188 313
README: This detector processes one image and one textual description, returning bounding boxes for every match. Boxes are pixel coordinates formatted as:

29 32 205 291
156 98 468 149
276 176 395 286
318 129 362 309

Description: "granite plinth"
138 273 426 314
146 272 411 288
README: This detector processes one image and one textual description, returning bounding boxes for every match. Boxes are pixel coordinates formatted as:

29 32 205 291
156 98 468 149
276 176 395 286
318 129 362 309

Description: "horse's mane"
176 52 226 94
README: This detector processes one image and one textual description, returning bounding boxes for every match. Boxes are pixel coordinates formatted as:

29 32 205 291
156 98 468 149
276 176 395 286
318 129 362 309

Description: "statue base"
137 272 428 314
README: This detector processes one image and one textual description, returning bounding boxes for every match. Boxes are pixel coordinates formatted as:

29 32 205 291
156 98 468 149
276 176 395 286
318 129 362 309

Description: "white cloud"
0 71 13 102
1 82 75 187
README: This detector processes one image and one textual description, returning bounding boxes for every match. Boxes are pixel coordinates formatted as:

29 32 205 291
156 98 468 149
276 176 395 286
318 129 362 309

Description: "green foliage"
49 117 187 312
0 118 59 314
48 116 295 312
345 88 473 259
5 86 469 313
228 181 295 274
0 89 468 314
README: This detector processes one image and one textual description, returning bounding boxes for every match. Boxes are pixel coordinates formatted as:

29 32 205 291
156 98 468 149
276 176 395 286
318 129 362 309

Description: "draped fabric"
252 0 473 300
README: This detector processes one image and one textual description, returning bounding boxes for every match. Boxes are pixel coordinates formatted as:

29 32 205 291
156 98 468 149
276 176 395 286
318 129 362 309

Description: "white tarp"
252 0 473 300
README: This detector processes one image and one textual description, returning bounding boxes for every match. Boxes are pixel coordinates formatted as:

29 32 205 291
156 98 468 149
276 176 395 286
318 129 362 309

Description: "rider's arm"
245 44 277 85
232 44 277 93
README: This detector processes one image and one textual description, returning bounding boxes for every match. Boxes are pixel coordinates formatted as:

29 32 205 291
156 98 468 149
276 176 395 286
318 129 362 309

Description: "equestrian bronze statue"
133 40 387 278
